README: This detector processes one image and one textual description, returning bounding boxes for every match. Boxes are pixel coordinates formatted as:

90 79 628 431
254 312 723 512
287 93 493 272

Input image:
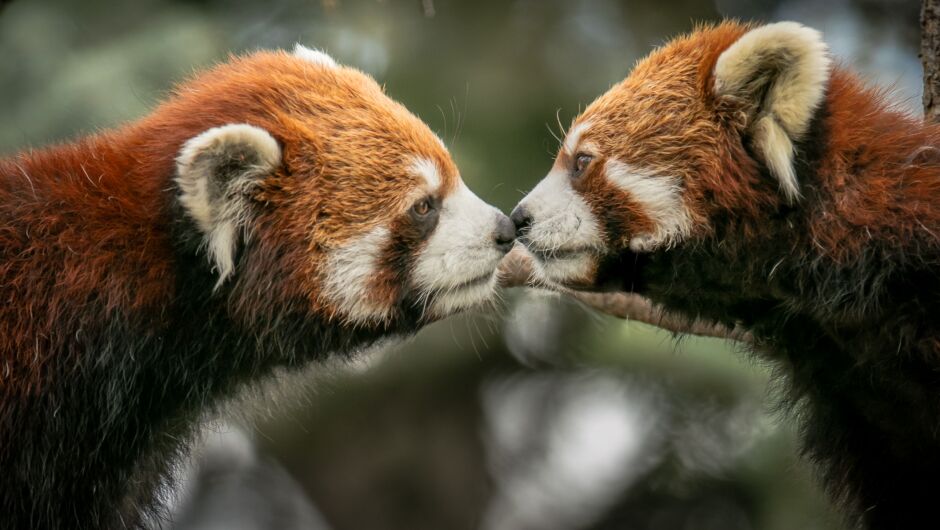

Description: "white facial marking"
176 124 280 288
293 44 338 68
411 182 505 318
515 168 604 283
321 226 393 324
604 160 692 252
411 156 441 191
564 121 591 155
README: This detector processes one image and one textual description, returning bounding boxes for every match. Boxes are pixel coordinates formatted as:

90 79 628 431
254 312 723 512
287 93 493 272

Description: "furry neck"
0 134 403 529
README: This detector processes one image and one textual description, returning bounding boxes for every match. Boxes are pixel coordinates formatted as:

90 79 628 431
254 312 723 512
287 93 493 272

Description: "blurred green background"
0 1 923 529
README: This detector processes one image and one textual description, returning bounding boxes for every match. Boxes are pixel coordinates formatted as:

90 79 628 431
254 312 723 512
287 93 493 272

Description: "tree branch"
499 249 751 343
924 0 940 121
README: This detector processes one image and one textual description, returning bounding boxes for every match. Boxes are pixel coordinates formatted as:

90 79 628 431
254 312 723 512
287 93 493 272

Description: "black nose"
494 213 516 253
510 205 532 236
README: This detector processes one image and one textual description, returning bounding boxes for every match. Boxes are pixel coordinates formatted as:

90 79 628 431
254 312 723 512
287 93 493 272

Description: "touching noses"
491 205 533 253
494 213 516 253
492 204 534 253
509 204 532 237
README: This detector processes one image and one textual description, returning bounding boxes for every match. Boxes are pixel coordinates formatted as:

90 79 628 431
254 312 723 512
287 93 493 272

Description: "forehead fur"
568 21 777 221
574 22 749 174
151 50 459 243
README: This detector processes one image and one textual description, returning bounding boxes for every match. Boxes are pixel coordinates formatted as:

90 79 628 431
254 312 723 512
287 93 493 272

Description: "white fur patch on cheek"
320 226 393 324
514 168 604 285
604 160 692 252
411 183 504 317
293 44 338 68
518 169 604 253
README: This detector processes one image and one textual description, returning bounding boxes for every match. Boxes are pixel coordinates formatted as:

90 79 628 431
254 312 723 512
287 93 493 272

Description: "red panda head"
165 46 515 329
512 21 830 293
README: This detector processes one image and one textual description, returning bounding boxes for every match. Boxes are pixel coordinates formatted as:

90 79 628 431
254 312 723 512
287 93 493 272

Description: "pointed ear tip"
292 43 339 68
770 21 830 58
744 21 826 43
712 20 831 113
178 124 281 171
716 21 829 75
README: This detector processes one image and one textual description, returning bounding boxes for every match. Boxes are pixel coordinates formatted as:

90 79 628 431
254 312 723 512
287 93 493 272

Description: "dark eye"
572 153 593 178
412 197 434 217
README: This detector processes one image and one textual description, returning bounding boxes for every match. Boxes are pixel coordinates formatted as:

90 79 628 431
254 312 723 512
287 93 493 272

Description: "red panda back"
0 132 175 397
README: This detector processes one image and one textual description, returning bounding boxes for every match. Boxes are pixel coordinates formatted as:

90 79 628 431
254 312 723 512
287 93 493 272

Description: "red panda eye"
573 153 593 178
412 198 433 216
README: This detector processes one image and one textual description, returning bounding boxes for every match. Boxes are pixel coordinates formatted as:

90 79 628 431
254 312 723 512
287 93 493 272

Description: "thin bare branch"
499 248 751 343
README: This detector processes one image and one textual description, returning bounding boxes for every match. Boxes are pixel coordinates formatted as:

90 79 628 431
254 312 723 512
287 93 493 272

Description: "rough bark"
923 0 940 121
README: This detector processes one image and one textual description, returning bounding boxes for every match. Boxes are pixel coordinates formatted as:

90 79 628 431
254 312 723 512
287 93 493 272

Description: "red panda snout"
410 179 513 318
511 164 605 287
512 112 697 290
314 156 513 325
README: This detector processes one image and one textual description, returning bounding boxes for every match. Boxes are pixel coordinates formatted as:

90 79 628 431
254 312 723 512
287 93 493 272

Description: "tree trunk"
923 0 940 121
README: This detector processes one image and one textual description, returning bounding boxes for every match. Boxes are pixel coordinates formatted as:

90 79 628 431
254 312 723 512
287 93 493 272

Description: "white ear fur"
293 44 338 68
175 124 281 287
714 22 831 203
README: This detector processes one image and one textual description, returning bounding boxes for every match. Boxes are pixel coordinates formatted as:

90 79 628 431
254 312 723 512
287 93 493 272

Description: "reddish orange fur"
571 23 774 244
0 50 458 389
809 71 940 263
570 22 940 261
0 134 175 397
1 49 468 529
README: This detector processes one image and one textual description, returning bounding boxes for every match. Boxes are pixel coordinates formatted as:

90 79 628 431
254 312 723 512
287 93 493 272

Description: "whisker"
545 122 563 146
555 108 568 143
436 104 448 145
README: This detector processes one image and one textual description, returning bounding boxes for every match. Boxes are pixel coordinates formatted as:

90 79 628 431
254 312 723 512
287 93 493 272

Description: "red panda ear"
175 124 281 287
713 22 830 203
293 44 338 68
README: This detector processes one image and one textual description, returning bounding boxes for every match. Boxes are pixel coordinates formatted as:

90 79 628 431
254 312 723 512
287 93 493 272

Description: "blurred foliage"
0 0 923 529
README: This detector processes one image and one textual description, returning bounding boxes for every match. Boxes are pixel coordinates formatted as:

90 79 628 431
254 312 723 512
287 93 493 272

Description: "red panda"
512 21 940 528
0 45 515 529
